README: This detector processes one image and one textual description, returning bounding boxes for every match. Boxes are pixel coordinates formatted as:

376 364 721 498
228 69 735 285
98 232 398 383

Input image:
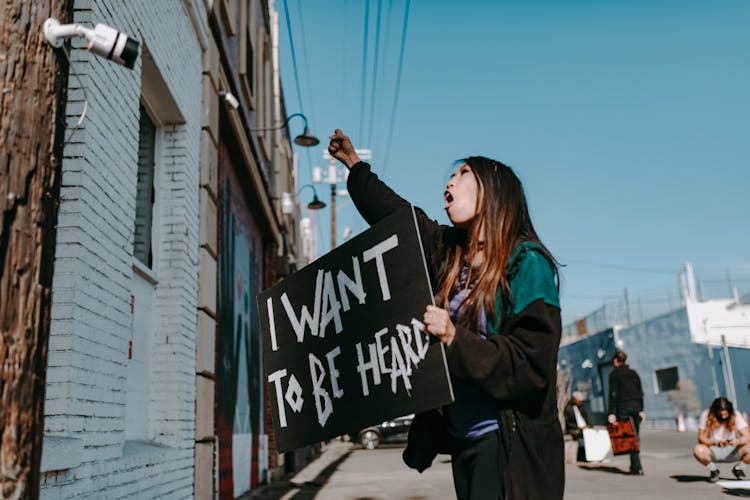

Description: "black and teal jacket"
347 161 564 500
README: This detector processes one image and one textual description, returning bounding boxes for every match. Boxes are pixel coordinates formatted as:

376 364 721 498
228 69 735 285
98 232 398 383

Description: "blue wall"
725 347 750 417
558 328 618 425
558 307 750 428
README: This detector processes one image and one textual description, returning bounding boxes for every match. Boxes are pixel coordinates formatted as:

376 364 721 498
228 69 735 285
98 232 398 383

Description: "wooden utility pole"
1 1 73 498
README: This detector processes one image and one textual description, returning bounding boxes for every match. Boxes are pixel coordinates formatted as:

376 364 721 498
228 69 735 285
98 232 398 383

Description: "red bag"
606 420 640 455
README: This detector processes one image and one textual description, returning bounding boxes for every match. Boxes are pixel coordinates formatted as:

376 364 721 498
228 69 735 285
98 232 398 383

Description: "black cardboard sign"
258 206 454 452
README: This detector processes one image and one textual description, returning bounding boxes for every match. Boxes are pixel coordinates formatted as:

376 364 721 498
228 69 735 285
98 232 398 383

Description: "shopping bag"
582 427 612 462
606 419 640 455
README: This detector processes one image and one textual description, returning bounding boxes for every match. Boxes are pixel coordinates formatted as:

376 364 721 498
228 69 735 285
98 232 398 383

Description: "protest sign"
258 205 454 453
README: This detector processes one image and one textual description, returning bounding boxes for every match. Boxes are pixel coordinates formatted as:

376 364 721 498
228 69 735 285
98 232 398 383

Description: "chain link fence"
563 269 750 340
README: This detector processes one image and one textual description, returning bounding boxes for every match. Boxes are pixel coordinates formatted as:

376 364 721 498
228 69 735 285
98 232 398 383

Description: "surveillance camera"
43 18 139 69
87 24 139 69
221 91 240 110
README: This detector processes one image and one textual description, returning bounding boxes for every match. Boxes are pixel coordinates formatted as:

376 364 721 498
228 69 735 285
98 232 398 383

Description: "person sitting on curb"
693 397 750 482
564 391 592 461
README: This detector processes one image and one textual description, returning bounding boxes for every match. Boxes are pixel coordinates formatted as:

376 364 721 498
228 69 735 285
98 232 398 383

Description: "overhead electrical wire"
560 258 680 275
341 0 349 118
281 0 305 115
294 0 317 126
281 0 315 177
292 0 317 174
381 0 411 175
365 0 383 148
358 0 371 144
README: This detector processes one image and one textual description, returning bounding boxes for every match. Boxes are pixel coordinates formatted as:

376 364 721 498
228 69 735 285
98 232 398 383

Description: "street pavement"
246 430 750 499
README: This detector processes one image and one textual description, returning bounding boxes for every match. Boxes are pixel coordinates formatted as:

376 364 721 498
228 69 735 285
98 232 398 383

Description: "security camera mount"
43 18 139 69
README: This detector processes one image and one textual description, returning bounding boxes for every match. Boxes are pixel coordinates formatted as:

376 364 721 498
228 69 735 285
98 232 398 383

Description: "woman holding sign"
329 129 563 500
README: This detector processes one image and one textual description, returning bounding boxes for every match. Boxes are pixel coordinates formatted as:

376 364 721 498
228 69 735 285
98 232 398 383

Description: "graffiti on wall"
217 145 265 498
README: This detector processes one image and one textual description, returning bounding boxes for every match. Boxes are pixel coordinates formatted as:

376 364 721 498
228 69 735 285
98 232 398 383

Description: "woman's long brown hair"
435 156 558 329
706 397 736 433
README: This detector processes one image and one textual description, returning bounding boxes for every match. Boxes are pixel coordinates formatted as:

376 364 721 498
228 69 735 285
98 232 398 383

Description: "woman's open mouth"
444 191 453 208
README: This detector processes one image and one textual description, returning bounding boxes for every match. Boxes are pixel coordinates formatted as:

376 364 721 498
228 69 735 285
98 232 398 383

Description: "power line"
371 0 394 150
365 0 384 148
697 268 750 276
563 293 623 300
381 0 411 175
560 257 680 275
281 0 304 114
294 0 317 127
290 0 316 177
341 0 349 120
358 0 371 144
381 0 394 61
563 288 679 300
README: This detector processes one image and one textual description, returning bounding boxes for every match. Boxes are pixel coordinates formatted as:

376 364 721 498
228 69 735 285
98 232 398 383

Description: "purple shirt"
443 266 500 438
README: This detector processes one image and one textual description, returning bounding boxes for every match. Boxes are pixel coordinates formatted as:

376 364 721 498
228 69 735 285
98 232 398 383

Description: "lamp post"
249 112 319 147
317 149 371 249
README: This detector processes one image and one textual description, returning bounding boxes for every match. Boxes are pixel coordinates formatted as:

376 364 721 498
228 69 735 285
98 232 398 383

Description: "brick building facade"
38 1 311 498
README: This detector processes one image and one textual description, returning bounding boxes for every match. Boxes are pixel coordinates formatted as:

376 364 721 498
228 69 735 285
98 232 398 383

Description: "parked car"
350 414 414 450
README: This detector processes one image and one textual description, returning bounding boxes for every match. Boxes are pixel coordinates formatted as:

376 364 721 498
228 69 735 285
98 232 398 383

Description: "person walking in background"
328 129 564 500
565 391 592 461
608 351 645 475
693 397 749 482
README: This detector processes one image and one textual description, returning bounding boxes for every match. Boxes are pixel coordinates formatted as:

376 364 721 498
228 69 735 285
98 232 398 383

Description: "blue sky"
275 0 750 325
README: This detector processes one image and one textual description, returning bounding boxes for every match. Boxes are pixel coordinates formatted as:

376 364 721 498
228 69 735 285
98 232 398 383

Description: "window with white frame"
125 102 162 441
133 104 157 268
263 38 272 154
254 30 272 159
239 0 254 106
256 30 266 130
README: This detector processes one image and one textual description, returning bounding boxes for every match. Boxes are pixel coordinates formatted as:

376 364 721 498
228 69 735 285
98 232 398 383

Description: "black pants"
450 430 502 500
616 408 642 472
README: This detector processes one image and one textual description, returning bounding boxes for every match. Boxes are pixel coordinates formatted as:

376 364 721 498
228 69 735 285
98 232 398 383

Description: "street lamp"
312 162 349 250
317 149 371 250
305 186 326 210
250 112 319 147
281 184 326 214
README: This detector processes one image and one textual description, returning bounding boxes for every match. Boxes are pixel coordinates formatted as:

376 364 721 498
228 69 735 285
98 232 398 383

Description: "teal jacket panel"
488 241 559 336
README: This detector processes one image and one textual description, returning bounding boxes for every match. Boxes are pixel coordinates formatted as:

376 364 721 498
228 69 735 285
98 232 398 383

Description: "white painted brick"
43 0 205 497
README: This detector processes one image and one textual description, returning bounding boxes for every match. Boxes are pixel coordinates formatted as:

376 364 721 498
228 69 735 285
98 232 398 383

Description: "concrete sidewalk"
566 429 750 499
241 440 354 500
245 430 750 499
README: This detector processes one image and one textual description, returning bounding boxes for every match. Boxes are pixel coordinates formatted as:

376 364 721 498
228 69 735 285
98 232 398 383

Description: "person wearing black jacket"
608 351 645 475
328 129 564 500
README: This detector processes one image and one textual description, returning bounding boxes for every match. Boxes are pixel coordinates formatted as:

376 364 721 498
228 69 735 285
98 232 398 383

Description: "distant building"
559 264 750 429
300 217 316 265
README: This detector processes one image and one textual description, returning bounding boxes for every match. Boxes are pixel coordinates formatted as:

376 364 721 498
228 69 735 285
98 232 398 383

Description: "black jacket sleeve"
608 371 618 414
346 161 455 279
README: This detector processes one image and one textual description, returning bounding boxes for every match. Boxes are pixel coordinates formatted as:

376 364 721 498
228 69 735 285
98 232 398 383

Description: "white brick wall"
43 1 205 498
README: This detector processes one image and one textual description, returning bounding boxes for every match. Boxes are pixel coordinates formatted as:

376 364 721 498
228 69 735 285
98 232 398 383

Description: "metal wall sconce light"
250 113 319 147
281 184 326 214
